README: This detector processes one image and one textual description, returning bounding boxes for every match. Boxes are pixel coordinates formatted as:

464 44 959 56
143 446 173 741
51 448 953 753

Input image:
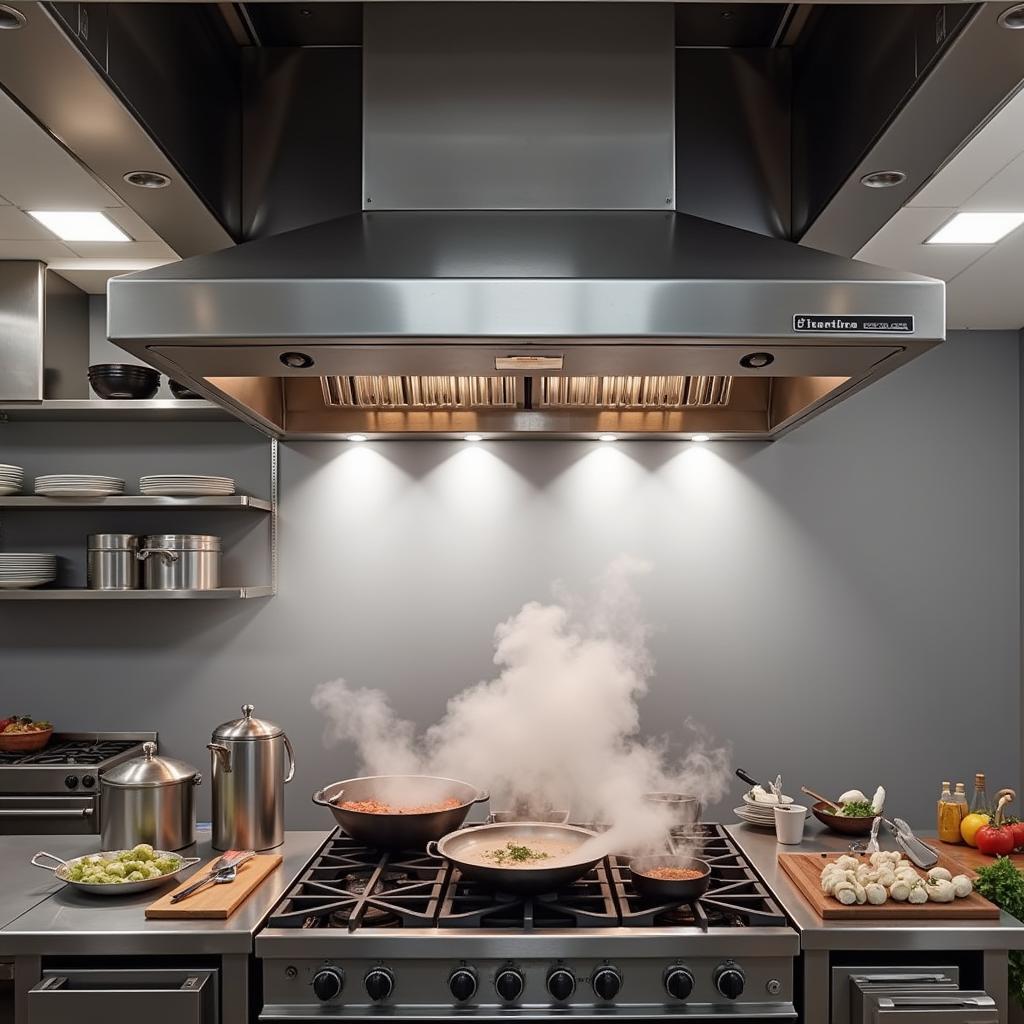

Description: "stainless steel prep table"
0 830 331 1024
728 822 1024 1022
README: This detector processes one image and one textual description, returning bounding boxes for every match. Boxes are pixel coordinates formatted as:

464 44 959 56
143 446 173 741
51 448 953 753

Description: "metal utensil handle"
425 841 442 859
170 871 221 904
472 789 489 805
31 851 68 871
0 807 92 818
137 548 179 565
283 734 296 784
735 769 760 788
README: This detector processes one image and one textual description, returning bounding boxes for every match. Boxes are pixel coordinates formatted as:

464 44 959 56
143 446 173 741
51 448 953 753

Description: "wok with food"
313 774 489 848
428 822 602 894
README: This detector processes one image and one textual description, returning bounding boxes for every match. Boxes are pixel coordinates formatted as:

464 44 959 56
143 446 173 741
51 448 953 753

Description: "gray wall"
0 329 1018 829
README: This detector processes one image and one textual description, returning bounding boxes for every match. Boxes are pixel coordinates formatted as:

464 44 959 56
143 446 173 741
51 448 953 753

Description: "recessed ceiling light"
347 434 368 443
860 170 906 189
692 434 711 443
123 170 171 189
464 433 483 442
27 211 130 242
998 3 1024 29
598 433 618 442
925 212 1024 244
0 5 26 29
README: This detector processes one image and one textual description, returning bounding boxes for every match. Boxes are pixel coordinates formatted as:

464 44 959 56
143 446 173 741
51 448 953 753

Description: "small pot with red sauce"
628 855 712 901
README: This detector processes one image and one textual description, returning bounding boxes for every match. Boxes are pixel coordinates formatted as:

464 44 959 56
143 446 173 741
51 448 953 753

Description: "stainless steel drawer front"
869 992 997 1022
0 796 96 835
28 969 216 1024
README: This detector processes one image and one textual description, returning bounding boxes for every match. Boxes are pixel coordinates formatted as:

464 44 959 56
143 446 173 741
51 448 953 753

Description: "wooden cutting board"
146 853 282 919
778 852 999 920
935 840 1024 873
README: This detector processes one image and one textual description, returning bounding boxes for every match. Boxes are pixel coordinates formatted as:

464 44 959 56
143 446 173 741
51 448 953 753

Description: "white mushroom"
865 882 888 905
835 855 860 871
927 878 956 903
839 790 867 804
952 875 974 899
927 867 953 883
907 883 928 904
834 881 858 905
852 881 867 905
876 868 896 888
889 879 911 901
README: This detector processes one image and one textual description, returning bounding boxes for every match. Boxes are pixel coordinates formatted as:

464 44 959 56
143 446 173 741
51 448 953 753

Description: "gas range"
257 824 799 1020
0 731 155 835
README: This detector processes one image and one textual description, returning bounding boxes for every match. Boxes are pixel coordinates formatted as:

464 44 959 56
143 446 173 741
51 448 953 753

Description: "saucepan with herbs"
427 822 602 893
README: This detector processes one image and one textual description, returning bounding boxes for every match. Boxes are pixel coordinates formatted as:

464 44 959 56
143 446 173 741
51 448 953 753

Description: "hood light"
464 433 483 442
692 434 710 442
28 210 129 242
280 351 314 369
998 3 1024 28
347 434 368 442
123 170 172 189
740 351 774 369
925 212 1024 244
0 5 26 29
598 434 618 442
860 170 906 189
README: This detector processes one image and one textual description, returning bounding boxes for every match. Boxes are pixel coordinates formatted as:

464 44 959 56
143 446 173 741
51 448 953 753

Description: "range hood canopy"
108 210 945 440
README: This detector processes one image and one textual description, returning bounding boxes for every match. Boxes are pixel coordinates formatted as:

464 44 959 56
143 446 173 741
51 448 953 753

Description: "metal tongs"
882 817 939 869
169 849 255 904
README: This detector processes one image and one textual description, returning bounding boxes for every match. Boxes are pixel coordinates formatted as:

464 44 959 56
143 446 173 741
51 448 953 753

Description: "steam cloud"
311 557 731 853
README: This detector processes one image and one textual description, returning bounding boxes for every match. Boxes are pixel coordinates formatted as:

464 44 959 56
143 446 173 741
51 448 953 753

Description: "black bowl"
88 364 160 401
169 379 203 400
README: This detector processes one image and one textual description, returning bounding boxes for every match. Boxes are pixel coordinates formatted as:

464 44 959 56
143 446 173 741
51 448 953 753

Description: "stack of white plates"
35 475 125 497
139 475 235 496
734 792 808 829
0 464 24 496
0 553 57 589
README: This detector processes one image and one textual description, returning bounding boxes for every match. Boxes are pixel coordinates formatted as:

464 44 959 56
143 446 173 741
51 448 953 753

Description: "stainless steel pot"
207 704 295 851
312 775 489 849
642 791 702 827
427 822 601 894
138 534 220 591
87 534 140 590
99 742 201 851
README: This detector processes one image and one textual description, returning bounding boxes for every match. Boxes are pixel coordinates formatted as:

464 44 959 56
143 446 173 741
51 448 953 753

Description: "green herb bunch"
839 799 876 818
973 857 1024 1006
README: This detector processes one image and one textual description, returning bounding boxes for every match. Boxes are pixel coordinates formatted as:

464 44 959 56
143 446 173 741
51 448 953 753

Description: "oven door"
27 969 217 1024
0 796 96 835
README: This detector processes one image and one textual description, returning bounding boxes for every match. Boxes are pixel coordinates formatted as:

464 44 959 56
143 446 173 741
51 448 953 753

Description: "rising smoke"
311 557 731 853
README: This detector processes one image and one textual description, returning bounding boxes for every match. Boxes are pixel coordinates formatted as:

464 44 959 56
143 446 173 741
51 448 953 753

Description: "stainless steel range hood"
107 210 944 440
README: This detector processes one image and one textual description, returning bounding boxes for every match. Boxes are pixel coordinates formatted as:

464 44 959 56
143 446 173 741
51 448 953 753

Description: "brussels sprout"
145 865 163 878
105 861 127 878
152 857 177 874
132 844 156 862
67 865 85 881
116 850 135 863
126 871 145 881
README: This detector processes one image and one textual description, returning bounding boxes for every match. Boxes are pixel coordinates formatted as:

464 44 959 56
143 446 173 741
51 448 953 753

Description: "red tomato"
976 823 1016 857
1010 821 1024 852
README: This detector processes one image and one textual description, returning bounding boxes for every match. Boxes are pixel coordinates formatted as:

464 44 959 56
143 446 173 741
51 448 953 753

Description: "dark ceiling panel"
242 3 363 46
674 4 789 48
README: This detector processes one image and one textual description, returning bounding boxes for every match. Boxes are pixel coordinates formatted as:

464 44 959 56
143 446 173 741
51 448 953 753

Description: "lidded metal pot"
100 742 201 851
138 534 221 591
207 704 295 851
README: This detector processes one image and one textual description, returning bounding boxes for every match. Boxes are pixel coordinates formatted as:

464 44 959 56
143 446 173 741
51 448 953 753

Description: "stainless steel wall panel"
0 262 45 402
362 4 675 211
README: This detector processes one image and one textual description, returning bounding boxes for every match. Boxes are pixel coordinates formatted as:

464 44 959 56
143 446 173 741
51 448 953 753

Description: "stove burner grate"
0 738 141 767
265 823 787 931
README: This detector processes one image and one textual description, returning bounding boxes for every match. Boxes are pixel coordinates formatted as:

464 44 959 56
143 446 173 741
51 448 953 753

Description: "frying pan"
628 855 712 901
312 774 489 849
428 822 601 894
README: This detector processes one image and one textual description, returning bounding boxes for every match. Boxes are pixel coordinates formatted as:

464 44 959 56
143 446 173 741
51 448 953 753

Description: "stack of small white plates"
734 792 809 829
139 475 235 496
0 464 24 496
0 553 57 589
35 475 125 497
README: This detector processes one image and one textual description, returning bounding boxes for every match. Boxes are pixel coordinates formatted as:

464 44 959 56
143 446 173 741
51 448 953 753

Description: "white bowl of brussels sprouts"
31 844 201 896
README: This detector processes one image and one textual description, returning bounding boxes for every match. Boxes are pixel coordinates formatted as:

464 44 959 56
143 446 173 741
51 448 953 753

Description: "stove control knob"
592 966 622 1002
64 775 79 789
715 963 745 1000
312 967 344 1002
449 967 478 1003
364 967 394 1003
82 774 96 789
664 967 694 1001
547 967 576 1003
495 968 525 1003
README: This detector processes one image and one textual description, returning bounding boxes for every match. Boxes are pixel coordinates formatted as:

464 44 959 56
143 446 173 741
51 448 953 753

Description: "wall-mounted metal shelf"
0 399 233 422
0 586 273 600
0 495 272 511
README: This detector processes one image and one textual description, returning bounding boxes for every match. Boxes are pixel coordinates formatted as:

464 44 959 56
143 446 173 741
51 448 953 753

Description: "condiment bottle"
971 773 990 815
953 782 969 823
937 781 963 843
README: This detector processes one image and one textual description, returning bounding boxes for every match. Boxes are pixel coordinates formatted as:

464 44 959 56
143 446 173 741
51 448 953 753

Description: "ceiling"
0 87 177 293
856 83 1024 331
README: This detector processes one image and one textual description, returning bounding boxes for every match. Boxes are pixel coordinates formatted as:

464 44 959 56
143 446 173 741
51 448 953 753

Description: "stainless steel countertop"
0 829 331 956
727 822 1024 951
